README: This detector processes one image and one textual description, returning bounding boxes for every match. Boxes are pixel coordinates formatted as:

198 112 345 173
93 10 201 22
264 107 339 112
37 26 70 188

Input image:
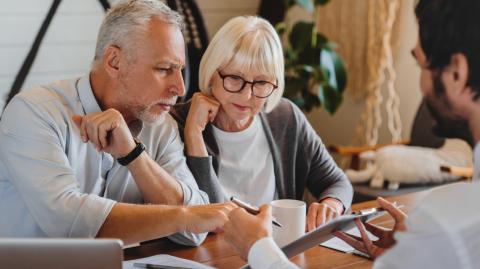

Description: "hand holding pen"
230 197 283 227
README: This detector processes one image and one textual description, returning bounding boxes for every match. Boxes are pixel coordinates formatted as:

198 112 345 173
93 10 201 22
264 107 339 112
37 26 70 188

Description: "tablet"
281 208 385 258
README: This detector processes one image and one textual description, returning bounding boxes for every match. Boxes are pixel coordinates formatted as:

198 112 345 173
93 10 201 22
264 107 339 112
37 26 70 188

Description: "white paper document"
123 254 216 269
320 226 378 254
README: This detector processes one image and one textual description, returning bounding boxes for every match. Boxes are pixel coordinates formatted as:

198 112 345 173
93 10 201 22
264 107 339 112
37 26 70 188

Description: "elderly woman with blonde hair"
171 16 352 230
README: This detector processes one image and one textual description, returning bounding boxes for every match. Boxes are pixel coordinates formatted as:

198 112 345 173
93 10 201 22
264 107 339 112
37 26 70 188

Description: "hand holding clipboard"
334 197 407 259
279 198 404 260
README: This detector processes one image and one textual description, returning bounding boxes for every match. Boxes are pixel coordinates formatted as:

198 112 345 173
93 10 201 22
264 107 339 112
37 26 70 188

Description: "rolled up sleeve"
154 118 209 246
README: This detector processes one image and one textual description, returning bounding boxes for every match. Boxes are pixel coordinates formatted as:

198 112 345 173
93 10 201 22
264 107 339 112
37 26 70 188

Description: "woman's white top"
212 115 276 206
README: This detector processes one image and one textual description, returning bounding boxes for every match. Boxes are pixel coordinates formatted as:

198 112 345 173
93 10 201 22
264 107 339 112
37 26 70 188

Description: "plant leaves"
289 22 314 51
284 0 297 9
285 76 308 96
275 22 287 36
312 66 328 83
296 0 314 12
284 76 308 109
285 48 298 63
281 0 345 114
314 33 328 49
302 90 321 112
321 50 347 93
298 46 321 66
319 84 343 114
314 0 331 6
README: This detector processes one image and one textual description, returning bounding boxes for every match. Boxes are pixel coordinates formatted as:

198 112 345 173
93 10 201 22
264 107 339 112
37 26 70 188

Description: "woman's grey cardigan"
170 98 353 209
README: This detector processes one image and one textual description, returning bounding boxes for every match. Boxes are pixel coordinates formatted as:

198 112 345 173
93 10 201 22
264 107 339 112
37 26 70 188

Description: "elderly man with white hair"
0 0 232 246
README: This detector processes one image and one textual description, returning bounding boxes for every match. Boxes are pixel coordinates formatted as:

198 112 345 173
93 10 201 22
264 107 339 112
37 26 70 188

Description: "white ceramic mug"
270 199 306 247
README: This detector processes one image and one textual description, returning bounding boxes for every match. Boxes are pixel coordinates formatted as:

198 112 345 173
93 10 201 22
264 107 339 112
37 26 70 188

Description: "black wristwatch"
117 137 145 166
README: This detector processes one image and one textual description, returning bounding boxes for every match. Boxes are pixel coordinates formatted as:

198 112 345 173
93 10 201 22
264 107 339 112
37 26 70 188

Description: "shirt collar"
77 74 102 115
76 73 144 137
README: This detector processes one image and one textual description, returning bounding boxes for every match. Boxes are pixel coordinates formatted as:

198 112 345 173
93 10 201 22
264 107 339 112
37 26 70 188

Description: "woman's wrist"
184 126 208 157
320 197 344 214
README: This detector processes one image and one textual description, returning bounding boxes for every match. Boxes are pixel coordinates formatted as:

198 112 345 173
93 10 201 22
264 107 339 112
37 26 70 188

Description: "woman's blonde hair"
199 16 284 112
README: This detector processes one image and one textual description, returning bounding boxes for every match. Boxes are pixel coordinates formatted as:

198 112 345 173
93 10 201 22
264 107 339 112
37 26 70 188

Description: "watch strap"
117 138 145 166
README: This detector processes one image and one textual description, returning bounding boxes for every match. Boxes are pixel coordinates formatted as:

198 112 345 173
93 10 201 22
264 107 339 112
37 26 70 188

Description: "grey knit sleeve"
186 155 226 203
295 107 353 209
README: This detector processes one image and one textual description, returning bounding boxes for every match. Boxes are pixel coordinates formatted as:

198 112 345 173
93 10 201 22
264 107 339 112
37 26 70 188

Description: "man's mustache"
153 97 177 106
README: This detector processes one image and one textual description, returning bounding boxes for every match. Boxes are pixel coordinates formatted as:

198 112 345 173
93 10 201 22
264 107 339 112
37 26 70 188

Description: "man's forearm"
96 203 184 245
127 152 184 204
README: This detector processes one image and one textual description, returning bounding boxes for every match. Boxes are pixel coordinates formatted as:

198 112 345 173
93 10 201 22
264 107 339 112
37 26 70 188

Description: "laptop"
0 238 123 269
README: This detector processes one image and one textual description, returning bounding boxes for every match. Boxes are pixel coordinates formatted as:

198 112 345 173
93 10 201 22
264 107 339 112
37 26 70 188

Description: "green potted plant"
277 0 347 113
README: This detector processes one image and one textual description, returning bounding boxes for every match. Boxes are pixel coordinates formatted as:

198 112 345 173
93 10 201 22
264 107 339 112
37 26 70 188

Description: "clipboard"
241 207 389 269
280 207 386 258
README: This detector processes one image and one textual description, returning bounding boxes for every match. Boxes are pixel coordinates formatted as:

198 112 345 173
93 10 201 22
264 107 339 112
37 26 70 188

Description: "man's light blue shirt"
0 75 209 245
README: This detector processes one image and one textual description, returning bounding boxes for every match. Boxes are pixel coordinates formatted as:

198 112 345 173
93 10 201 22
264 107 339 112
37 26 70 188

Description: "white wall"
197 0 260 39
0 0 110 110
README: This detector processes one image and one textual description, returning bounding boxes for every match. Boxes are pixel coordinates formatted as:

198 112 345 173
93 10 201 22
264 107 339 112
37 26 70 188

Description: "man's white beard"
134 104 166 124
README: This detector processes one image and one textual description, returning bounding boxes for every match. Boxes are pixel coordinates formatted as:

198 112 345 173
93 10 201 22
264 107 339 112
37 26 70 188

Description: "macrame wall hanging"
316 0 403 147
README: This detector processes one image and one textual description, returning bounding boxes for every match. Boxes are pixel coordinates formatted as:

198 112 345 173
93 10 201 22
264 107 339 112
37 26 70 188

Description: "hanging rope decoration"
316 0 403 146
354 0 402 147
383 0 402 143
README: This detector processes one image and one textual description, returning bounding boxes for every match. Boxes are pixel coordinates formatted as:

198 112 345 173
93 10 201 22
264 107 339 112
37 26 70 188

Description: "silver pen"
230 196 283 228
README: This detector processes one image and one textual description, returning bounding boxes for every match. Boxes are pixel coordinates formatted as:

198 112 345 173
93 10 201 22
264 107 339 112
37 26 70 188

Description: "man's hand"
72 109 135 158
307 198 344 232
184 93 220 157
334 197 408 260
224 205 272 260
181 202 235 234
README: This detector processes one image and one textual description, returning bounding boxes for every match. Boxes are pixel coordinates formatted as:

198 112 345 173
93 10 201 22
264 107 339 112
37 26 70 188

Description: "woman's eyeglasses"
217 71 278 98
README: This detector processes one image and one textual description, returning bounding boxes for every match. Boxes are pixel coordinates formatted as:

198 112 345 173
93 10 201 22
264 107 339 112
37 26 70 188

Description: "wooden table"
124 190 430 268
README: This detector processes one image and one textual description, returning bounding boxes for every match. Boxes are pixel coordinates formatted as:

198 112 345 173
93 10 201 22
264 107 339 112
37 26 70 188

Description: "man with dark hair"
222 0 480 268
414 0 477 145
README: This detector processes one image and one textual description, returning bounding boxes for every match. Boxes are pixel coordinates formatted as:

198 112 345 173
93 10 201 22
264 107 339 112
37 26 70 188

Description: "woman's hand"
307 198 344 232
184 93 220 157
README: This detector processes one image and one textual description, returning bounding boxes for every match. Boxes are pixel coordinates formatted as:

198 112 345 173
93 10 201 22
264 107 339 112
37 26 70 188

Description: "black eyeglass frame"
217 71 278 98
